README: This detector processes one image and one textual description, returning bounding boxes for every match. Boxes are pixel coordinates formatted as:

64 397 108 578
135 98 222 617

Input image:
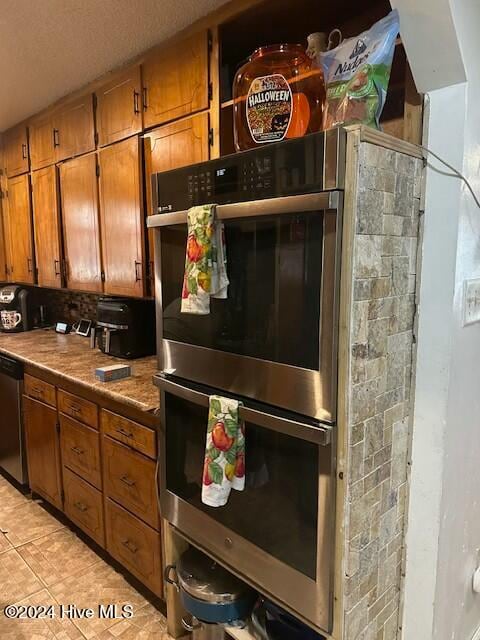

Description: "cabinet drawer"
63 467 105 547
58 390 98 429
102 437 159 530
105 498 163 597
24 374 56 407
61 415 102 489
101 409 156 459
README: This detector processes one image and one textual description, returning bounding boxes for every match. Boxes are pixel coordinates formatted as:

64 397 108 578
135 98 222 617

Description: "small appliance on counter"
0 286 33 333
92 297 156 359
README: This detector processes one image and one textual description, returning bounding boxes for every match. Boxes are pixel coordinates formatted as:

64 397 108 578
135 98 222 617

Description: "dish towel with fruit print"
202 395 245 507
181 204 229 315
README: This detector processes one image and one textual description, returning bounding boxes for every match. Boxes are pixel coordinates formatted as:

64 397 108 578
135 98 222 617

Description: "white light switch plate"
463 279 480 326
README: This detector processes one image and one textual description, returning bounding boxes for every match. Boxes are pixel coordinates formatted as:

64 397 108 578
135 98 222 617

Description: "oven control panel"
153 128 345 213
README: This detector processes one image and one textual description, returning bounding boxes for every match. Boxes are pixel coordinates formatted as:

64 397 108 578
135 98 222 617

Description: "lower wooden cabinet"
63 467 105 547
105 498 163 597
22 373 161 598
23 395 63 510
60 415 102 489
102 436 159 530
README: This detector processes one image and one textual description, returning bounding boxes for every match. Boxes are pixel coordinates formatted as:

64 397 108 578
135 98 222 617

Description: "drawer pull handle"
71 446 84 456
69 404 81 413
121 539 138 554
32 387 44 395
73 501 88 512
116 427 133 439
120 475 136 488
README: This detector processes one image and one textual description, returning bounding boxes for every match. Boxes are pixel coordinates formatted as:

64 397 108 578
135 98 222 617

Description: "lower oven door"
157 375 335 633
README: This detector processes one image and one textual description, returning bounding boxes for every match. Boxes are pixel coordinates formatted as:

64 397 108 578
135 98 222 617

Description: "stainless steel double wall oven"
149 129 346 633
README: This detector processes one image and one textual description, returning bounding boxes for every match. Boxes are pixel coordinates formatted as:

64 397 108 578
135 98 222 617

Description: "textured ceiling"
0 0 229 132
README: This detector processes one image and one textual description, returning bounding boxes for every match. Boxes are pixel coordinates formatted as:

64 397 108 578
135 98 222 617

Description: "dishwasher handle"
0 355 23 380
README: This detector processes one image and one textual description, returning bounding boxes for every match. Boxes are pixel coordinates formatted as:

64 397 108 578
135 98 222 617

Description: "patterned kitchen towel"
202 395 245 508
181 204 229 315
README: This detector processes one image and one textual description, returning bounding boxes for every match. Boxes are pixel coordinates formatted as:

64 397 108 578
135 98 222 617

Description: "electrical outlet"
463 279 480 326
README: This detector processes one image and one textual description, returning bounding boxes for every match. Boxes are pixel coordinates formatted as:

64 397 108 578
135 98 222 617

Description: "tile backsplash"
29 287 100 324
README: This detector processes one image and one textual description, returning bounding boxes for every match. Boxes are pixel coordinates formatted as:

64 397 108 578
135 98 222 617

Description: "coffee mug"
1 310 22 329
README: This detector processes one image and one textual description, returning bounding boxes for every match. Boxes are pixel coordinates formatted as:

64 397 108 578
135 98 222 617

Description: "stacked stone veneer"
342 141 422 640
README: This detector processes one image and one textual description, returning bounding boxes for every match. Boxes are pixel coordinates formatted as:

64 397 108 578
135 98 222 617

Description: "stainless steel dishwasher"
0 354 28 485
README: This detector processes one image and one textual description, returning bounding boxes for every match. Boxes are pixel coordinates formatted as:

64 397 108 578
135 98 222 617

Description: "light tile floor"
0 474 173 639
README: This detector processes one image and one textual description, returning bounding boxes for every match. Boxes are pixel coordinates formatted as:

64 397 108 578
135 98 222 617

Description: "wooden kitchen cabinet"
59 154 103 293
32 165 63 288
5 174 35 284
23 395 63 510
63 467 105 547
29 110 56 170
143 30 210 128
98 136 145 297
96 65 143 147
144 112 210 287
60 415 102 489
3 124 29 177
0 214 6 282
54 94 95 161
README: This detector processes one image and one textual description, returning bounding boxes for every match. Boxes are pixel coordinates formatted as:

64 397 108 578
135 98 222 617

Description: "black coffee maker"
92 297 156 359
0 286 33 333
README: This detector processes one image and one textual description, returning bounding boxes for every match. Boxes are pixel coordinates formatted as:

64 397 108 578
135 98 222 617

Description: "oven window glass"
161 212 323 370
165 392 319 579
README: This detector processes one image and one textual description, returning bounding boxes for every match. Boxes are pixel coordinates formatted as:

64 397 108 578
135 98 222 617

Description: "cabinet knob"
53 128 60 148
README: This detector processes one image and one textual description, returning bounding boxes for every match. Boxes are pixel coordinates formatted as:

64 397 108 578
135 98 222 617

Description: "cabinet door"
98 137 145 297
96 66 142 147
30 111 56 170
6 174 35 284
55 94 95 162
23 395 63 510
3 124 29 177
32 166 62 288
144 113 210 287
143 30 209 128
59 154 103 292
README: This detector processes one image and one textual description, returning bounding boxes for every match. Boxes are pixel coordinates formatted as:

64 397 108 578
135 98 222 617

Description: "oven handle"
155 375 331 446
147 191 340 228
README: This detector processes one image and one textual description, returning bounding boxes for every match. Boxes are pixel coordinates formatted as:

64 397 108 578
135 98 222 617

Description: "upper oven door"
149 190 342 422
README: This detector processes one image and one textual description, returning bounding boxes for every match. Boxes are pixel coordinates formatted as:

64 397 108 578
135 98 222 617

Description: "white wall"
431 1 480 637
397 0 480 638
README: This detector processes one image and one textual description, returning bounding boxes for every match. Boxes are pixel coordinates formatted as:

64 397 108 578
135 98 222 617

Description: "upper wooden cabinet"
0 212 6 282
96 66 143 147
98 137 145 297
30 95 95 169
3 124 29 177
59 154 103 293
32 165 63 288
5 174 35 284
143 30 210 129
144 113 210 289
29 110 56 170
54 94 95 162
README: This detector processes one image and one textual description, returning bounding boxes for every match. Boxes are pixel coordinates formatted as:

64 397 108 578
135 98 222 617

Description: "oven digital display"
214 165 238 194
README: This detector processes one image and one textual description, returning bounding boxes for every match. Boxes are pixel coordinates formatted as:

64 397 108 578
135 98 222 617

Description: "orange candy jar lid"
233 43 326 152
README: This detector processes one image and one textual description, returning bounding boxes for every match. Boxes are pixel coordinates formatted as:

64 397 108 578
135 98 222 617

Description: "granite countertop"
0 329 159 413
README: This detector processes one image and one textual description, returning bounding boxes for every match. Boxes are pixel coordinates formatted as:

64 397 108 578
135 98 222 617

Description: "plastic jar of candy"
233 43 326 151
